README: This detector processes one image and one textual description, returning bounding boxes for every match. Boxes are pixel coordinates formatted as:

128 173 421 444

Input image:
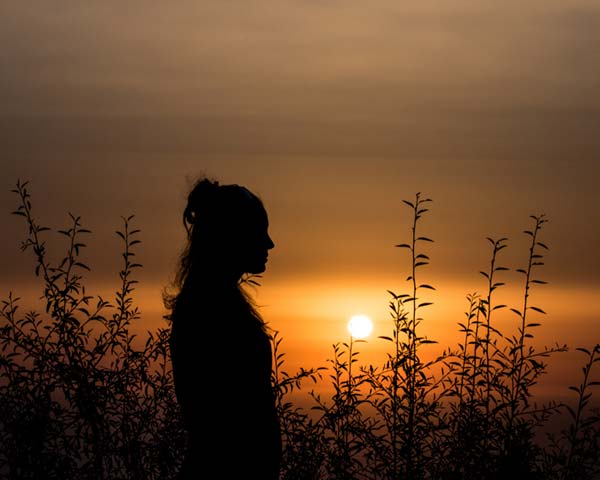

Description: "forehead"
238 195 268 226
250 202 269 226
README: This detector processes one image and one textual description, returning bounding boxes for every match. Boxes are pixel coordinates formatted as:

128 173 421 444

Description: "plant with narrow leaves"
542 345 600 480
361 193 454 480
0 180 185 479
271 331 326 480
310 339 375 480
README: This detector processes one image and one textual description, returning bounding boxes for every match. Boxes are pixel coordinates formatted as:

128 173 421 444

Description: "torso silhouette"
170 284 281 479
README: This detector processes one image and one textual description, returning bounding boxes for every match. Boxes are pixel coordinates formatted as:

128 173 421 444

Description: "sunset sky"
1 1 599 398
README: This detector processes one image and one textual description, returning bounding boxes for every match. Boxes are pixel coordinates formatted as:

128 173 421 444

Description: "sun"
347 314 373 339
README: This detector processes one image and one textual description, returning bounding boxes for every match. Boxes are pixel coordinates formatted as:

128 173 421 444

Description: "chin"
247 262 267 275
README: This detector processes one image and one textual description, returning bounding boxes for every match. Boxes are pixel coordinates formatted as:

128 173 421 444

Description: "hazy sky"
1 1 599 382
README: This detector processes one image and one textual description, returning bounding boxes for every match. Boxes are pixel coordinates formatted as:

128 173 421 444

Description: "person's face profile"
239 206 274 275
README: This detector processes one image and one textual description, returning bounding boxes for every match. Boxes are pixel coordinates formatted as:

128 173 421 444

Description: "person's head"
178 177 274 287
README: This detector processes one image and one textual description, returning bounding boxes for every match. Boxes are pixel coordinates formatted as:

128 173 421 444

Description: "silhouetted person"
167 178 281 479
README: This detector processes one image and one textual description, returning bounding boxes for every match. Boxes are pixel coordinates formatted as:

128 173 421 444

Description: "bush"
0 181 185 479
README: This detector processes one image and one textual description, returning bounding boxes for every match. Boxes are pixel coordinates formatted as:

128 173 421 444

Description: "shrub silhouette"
1 181 185 479
1 181 599 479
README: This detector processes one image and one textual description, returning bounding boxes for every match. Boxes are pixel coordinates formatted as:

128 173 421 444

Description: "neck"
187 265 242 288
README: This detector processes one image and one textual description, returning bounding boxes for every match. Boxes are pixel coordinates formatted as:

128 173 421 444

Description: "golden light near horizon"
347 314 373 339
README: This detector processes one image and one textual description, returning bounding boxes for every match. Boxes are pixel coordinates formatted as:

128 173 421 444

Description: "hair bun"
184 178 220 227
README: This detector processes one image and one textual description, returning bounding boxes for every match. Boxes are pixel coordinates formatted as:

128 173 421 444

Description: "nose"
266 234 275 250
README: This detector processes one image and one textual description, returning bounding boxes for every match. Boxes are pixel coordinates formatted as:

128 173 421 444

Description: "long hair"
164 177 267 329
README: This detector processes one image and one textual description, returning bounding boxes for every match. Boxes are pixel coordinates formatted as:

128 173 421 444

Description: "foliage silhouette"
1 181 185 479
1 182 599 479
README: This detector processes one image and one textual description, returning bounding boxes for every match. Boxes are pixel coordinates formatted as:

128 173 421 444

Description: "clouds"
0 0 598 291
2 0 600 118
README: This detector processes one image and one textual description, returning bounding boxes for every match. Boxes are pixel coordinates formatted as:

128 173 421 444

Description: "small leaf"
529 306 546 314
